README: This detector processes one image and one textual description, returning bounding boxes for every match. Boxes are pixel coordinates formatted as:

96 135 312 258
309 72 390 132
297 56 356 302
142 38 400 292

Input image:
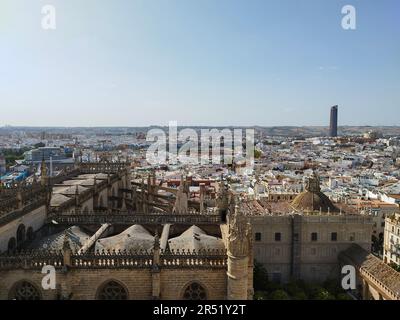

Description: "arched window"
8 237 16 253
16 224 26 247
26 227 34 241
9 281 41 300
182 282 207 300
97 280 128 300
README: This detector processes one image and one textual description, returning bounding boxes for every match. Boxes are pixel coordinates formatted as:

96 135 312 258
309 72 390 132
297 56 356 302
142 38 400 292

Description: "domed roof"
95 225 154 252
168 225 225 251
291 172 337 213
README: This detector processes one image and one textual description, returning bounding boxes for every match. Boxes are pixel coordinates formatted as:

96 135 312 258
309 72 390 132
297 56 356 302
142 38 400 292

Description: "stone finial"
306 170 321 193
172 179 188 214
199 183 206 213
62 233 72 267
16 188 23 209
40 156 47 187
154 230 160 251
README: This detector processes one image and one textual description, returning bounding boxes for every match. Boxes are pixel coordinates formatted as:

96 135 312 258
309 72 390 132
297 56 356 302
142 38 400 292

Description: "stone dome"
291 172 337 213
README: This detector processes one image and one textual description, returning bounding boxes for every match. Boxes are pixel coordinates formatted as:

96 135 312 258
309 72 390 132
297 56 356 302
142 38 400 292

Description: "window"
275 232 281 242
10 281 41 300
349 233 355 242
97 281 128 300
331 232 337 241
311 232 318 241
293 233 299 242
255 232 262 242
311 248 317 255
183 282 207 300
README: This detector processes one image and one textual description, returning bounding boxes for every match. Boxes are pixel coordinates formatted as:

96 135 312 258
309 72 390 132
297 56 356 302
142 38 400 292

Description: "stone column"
227 254 249 300
151 233 161 299
362 279 370 300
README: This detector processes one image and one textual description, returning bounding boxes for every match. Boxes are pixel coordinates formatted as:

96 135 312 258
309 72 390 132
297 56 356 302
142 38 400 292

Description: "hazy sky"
1 0 399 127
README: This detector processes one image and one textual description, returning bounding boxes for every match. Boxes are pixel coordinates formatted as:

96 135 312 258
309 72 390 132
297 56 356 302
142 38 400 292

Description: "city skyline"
1 0 399 127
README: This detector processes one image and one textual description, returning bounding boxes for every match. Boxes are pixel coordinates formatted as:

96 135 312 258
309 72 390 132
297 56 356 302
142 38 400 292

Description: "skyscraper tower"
329 105 338 137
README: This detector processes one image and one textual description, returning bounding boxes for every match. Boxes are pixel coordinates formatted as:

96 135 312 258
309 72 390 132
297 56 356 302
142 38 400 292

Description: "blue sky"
0 0 399 127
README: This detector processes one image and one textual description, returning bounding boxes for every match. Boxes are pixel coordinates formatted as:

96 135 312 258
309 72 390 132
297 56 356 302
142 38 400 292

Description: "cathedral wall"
159 269 227 300
0 268 229 300
0 268 153 300
0 269 58 300
67 269 153 299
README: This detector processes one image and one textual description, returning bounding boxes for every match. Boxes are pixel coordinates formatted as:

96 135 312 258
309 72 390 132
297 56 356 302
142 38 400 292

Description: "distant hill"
1 125 400 138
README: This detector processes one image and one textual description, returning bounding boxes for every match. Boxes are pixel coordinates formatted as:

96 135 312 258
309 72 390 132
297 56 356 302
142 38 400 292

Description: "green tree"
269 289 290 300
292 291 308 300
322 279 342 296
253 260 269 291
313 288 335 300
284 280 308 299
336 293 353 300
253 291 269 300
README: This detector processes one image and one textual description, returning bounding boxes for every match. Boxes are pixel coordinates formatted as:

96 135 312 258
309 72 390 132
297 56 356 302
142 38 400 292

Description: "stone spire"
40 156 47 187
173 176 188 214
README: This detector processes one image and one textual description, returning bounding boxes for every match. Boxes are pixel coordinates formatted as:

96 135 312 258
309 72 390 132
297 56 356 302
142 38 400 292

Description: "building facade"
383 213 400 267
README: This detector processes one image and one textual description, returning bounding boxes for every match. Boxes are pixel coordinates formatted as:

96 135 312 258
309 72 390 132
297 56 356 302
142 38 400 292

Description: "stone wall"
0 267 227 300
0 205 46 252
251 214 373 284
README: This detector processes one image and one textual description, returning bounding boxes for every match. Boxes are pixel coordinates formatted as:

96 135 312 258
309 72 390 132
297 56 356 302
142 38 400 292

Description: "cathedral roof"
168 225 225 251
95 225 154 252
28 226 90 251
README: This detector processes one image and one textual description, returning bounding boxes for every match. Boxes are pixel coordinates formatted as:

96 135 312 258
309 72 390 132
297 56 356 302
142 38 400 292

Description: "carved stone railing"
160 249 227 268
46 212 223 225
0 249 227 270
0 250 64 270
71 250 153 269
